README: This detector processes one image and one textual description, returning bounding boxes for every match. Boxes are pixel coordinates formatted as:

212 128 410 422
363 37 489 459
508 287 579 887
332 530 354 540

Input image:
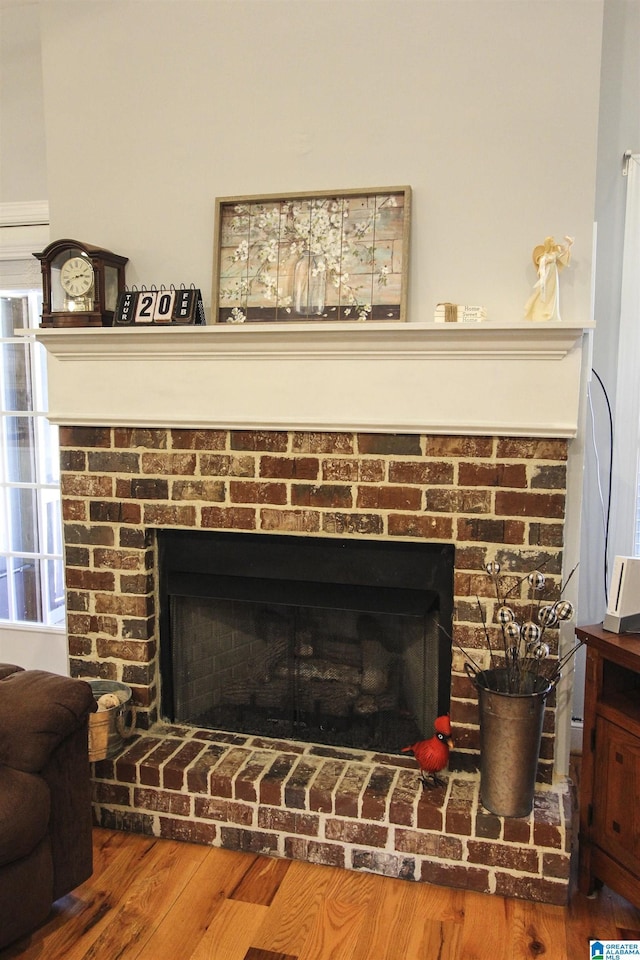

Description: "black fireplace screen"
158 531 454 754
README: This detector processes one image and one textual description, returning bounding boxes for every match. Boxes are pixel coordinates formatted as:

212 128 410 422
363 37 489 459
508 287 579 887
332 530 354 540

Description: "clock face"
60 256 94 298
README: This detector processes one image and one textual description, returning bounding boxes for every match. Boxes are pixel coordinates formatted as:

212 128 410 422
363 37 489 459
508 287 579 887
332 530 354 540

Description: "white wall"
0 2 47 203
39 0 603 327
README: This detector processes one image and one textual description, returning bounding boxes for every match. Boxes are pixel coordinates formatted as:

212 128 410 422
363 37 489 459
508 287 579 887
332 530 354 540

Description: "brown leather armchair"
0 664 96 949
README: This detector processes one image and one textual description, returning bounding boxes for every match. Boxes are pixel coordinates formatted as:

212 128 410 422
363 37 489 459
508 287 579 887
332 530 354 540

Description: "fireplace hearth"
158 530 454 754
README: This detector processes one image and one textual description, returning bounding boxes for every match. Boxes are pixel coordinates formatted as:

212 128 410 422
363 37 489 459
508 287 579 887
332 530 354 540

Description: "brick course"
59 426 570 900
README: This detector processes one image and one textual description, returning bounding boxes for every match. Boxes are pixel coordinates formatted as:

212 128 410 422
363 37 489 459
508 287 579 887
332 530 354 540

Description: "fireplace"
158 529 454 753
54 423 574 903
29 304 590 904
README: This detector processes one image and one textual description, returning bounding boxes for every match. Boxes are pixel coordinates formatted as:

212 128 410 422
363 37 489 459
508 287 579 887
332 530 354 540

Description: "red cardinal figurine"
402 715 453 789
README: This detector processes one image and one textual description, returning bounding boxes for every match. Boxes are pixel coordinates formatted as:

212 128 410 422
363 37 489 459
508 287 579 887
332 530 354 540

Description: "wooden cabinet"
577 624 640 907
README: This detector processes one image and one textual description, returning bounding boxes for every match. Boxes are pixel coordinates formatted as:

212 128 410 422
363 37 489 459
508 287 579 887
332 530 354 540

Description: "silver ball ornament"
537 604 558 627
497 605 515 624
554 600 574 621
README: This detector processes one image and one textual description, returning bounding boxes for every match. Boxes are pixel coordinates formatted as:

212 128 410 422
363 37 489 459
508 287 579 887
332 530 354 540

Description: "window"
0 290 64 625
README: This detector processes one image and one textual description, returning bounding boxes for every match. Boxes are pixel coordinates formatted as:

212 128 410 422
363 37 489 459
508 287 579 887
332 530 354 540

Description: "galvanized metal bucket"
473 667 551 818
88 679 136 761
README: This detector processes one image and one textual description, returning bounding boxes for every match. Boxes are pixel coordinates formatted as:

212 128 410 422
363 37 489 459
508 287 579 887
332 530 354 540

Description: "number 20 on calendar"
134 289 175 323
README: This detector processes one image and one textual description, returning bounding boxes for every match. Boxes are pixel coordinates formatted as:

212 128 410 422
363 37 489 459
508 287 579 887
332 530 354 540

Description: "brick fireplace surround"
60 425 573 904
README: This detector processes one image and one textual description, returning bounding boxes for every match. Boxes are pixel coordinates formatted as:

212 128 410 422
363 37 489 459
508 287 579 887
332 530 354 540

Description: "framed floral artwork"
211 186 411 323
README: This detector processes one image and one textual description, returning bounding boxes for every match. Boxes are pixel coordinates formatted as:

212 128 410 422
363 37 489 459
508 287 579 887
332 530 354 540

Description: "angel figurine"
524 235 574 321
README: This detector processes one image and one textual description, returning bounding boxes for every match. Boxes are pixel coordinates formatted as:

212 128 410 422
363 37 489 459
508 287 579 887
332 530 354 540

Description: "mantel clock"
33 239 128 328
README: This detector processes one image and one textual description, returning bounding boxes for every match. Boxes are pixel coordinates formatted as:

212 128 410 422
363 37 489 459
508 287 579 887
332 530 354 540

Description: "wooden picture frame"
212 186 411 324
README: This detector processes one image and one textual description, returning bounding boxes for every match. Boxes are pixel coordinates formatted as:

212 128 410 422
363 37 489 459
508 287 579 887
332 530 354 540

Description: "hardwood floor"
2 823 639 960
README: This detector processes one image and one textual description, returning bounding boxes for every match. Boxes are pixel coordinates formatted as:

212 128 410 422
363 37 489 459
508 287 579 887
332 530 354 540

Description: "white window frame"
0 202 69 672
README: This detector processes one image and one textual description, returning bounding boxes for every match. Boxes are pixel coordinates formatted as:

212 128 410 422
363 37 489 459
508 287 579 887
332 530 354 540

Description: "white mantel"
26 321 593 438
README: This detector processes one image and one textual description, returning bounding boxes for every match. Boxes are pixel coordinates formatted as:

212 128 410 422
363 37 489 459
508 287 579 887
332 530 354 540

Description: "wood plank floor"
1 825 639 960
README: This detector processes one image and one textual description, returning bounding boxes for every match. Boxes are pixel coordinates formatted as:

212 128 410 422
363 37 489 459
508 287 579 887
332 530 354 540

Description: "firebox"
158 531 454 754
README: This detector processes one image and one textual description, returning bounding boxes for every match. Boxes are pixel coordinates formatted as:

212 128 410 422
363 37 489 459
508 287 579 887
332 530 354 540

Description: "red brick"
194 796 254 825
424 436 494 458
90 501 142 524
133 787 191 816
388 769 420 826
456 517 525 544
95 594 152 617
291 484 352 508
143 504 197 526
257 808 319 836
388 461 453 484
171 429 226 450
529 523 565 547
138 738 184 786
416 790 445 830
285 837 345 868
63 499 88 521
64 523 115 546
60 426 112 448
496 438 568 461
209 748 252 798
172 479 225 501
66 569 116 591
360 766 397 821
495 491 565 520
388 514 453 539
219 826 279 855
230 481 287 505
292 432 354 454
141 452 197 475
159 818 217 845
322 513 384 536
322 458 385 482
201 506 256 529
92 781 131 806
186 744 230 793
334 763 370 817
458 462 527 488
284 757 323 809
114 737 164 783
494 873 568 905
259 754 298 806
308 760 346 813
395 829 463 859
96 638 153 661
61 475 113 497
421 861 490 893
426 489 491 514
234 751 276 802
231 431 289 452
357 434 421 455
88 451 141 473
60 449 87 471
113 428 167 449
503 816 532 844
357 486 421 511
467 839 539 872
94 548 145 571
129 478 169 500
259 456 319 480
531 464 567 490
261 509 321 533
200 454 255 477
324 818 388 848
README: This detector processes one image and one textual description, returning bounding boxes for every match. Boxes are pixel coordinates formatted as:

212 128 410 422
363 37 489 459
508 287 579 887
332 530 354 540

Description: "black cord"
591 368 613 602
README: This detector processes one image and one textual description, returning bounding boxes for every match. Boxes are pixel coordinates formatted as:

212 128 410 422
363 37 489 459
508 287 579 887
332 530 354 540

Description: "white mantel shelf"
25 321 593 438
